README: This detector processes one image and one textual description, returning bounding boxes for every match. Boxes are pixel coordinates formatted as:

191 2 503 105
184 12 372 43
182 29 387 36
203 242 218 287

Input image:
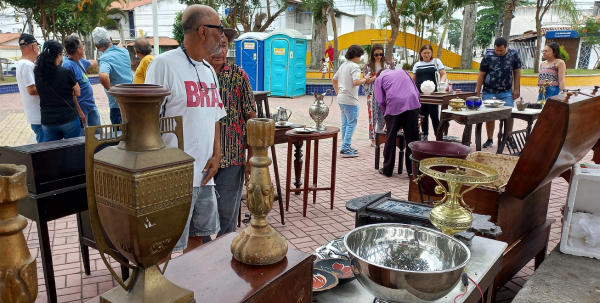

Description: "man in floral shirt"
207 28 257 238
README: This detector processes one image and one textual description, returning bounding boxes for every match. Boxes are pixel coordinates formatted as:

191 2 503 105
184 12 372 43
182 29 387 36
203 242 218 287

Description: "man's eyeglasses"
196 24 224 34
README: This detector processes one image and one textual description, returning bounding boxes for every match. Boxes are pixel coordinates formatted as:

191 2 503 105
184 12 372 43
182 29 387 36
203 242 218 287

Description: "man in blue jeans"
476 37 522 148
332 45 371 157
92 27 132 124
63 34 101 132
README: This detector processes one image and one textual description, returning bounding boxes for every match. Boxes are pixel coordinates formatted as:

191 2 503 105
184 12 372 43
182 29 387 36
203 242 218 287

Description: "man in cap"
207 27 257 238
145 5 225 252
133 37 154 84
92 27 132 125
63 34 100 129
15 33 44 142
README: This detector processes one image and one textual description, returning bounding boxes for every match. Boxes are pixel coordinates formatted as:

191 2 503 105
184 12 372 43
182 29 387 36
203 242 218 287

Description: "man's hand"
513 89 520 100
244 163 251 185
202 156 220 185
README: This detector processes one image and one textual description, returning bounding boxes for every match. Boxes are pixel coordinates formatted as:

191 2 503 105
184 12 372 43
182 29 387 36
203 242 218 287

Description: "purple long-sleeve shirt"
374 69 421 117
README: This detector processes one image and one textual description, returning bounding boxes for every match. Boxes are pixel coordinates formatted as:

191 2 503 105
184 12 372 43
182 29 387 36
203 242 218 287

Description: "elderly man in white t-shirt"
145 4 225 253
15 33 44 143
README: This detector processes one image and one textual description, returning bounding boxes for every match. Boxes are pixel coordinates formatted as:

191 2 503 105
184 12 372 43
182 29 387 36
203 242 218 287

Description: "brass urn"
231 118 288 265
0 164 37 303
418 158 498 236
85 84 195 303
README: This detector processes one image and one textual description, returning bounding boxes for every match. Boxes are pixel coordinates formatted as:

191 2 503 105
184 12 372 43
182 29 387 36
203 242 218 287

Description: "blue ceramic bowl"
466 99 482 110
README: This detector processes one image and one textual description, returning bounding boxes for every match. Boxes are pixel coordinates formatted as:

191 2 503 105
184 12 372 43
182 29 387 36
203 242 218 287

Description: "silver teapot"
310 90 333 131
275 107 292 125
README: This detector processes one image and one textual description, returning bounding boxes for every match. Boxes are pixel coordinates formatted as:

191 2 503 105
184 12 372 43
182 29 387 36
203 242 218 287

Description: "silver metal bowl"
344 224 471 303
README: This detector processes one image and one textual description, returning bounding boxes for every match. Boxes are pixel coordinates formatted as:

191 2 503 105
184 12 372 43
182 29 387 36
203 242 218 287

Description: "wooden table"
315 236 507 303
86 233 315 303
509 108 542 136
285 127 340 217
420 91 477 110
436 107 512 153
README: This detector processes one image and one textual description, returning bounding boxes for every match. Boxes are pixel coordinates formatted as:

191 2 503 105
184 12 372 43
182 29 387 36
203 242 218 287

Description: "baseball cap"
92 27 111 45
19 33 39 46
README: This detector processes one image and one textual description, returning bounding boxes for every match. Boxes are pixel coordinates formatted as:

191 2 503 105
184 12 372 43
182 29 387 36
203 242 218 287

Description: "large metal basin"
344 224 470 303
409 141 471 197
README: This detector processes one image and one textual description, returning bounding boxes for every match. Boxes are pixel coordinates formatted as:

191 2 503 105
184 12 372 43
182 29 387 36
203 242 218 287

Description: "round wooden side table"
285 126 340 217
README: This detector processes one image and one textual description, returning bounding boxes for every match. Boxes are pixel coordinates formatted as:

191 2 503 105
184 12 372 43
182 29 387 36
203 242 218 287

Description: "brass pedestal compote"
418 158 498 236
85 84 195 303
231 118 288 265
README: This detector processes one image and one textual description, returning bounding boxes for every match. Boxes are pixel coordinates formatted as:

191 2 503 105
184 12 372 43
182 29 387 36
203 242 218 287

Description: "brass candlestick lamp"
85 84 195 303
231 118 288 265
537 79 552 107
418 158 498 236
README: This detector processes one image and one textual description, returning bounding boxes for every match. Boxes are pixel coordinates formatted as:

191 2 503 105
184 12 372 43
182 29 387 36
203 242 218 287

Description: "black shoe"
378 169 392 177
483 139 493 148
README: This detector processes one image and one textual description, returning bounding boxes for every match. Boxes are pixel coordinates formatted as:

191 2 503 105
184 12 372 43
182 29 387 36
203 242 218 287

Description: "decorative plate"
312 268 339 293
314 258 356 284
294 127 315 133
275 121 294 127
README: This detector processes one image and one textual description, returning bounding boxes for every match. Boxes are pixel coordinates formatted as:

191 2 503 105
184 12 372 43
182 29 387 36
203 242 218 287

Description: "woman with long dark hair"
412 44 447 141
538 42 566 101
362 44 390 146
34 40 84 142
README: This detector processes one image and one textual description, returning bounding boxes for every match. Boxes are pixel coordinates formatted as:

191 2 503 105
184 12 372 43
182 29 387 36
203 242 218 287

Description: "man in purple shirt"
374 69 421 177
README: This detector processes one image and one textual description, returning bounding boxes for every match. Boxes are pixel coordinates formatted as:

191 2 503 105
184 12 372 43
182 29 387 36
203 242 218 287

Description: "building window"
296 10 304 23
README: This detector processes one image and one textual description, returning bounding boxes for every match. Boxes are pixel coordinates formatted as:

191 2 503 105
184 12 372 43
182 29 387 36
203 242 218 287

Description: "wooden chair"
505 129 528 156
239 92 285 227
374 130 405 174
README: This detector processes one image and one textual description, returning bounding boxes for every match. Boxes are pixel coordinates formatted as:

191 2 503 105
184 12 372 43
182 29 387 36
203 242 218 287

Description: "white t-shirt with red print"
145 48 226 187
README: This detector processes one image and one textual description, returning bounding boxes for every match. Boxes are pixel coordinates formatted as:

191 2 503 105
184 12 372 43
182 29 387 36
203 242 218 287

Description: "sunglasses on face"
374 53 384 57
196 24 224 34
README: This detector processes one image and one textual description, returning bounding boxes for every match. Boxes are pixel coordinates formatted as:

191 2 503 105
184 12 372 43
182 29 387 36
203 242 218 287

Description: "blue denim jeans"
42 118 82 142
83 105 101 135
174 186 220 251
110 108 122 125
31 124 45 143
339 104 359 151
537 86 560 101
482 90 514 107
215 165 245 237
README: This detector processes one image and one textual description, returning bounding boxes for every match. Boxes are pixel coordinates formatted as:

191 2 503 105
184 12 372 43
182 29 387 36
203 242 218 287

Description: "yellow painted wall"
306 29 480 69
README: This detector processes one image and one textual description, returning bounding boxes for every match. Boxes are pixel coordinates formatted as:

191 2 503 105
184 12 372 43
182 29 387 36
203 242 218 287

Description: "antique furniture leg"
475 123 483 151
331 134 338 209
526 120 534 137
461 124 473 148
534 220 552 269
37 217 57 303
497 118 510 154
398 133 405 175
592 138 600 164
270 144 285 224
293 140 304 195
436 119 450 141
303 139 312 217
285 138 293 211
313 139 319 205
375 132 383 169
76 212 92 275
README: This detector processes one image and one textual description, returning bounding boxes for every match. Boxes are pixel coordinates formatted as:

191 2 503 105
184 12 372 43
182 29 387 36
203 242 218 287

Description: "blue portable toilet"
264 29 307 97
235 32 268 91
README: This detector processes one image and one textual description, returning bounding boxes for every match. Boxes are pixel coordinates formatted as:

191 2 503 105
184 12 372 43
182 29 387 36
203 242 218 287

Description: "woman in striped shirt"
538 42 566 102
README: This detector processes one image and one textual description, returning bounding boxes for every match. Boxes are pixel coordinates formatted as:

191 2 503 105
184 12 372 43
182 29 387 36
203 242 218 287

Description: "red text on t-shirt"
185 81 223 108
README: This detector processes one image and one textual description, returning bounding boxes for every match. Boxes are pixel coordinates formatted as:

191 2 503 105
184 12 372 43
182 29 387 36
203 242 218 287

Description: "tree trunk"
437 11 452 59
0 62 5 81
310 20 326 70
331 9 339 72
460 3 477 69
412 20 419 64
534 17 542 73
402 23 408 62
502 0 518 39
494 13 503 39
386 18 400 62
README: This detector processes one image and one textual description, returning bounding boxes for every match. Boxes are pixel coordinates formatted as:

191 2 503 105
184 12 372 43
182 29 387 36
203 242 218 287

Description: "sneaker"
340 149 359 158
483 139 493 148
421 134 428 141
350 148 359 154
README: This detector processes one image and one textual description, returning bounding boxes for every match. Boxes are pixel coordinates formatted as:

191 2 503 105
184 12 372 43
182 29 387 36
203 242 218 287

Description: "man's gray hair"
95 39 111 48
182 9 205 35
133 37 153 55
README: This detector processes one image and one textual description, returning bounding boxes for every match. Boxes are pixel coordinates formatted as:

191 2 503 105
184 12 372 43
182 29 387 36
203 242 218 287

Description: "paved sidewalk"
0 84 593 302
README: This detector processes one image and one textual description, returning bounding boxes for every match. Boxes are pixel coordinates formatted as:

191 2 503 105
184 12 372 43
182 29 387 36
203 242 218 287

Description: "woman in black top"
35 40 84 142
411 44 447 141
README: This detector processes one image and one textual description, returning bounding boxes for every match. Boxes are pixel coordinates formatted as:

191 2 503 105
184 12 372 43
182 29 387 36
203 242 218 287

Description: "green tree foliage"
447 18 461 51
475 7 499 50
173 11 184 45
575 16 600 69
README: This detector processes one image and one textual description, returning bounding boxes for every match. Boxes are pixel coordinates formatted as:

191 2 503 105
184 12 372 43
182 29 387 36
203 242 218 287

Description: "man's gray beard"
206 39 222 56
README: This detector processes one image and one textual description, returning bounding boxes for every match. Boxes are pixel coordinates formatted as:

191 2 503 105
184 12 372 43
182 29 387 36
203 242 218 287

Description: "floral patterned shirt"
217 61 256 168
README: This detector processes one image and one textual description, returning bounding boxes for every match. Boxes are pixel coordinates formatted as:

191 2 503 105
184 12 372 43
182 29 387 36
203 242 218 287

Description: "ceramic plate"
312 268 339 293
294 128 315 133
314 258 356 284
275 121 294 127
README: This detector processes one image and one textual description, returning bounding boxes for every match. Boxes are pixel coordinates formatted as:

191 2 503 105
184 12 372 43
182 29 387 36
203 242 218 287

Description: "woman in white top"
412 44 447 141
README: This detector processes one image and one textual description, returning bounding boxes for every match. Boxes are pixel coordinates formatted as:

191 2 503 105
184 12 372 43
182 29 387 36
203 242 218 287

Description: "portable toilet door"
235 32 267 91
267 38 290 97
290 39 307 97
